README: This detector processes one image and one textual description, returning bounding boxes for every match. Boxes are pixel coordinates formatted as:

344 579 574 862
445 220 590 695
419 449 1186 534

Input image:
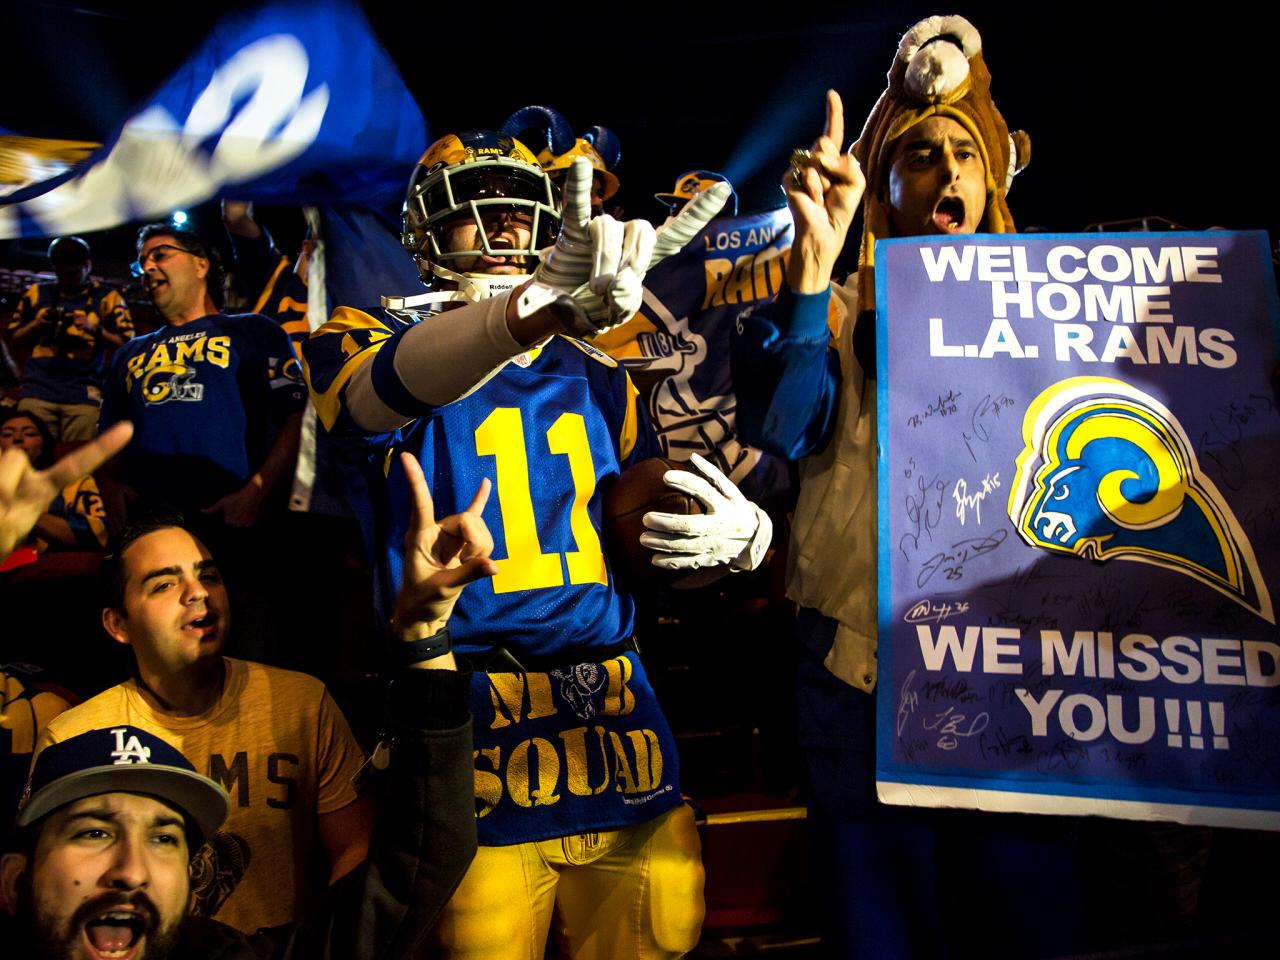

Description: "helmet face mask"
403 132 559 298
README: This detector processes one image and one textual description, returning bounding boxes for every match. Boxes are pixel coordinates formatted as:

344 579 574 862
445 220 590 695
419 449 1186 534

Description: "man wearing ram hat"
728 14 1086 957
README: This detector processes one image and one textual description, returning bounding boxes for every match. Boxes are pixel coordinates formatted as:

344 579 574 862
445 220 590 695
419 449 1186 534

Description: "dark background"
4 8 1277 953
1 0 1272 262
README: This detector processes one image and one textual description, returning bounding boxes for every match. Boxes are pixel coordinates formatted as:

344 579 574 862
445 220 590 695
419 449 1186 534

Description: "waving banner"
595 206 794 503
875 231 1280 829
0 0 425 238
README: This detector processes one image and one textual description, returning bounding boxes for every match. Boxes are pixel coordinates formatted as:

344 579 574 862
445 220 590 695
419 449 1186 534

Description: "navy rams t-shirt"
100 313 305 509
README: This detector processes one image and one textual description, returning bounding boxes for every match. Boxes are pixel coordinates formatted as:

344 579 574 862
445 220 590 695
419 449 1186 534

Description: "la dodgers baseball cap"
17 726 229 849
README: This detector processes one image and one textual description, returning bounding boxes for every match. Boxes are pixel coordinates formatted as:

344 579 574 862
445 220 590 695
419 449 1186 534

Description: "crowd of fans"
1 12 1277 960
0 118 782 960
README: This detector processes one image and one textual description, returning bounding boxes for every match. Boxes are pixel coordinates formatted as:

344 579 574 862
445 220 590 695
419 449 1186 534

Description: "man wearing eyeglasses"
99 225 304 527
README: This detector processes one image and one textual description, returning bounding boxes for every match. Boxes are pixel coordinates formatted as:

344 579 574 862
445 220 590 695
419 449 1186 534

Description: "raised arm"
0 422 132 560
731 91 865 459
266 452 492 957
786 90 865 294
390 450 498 664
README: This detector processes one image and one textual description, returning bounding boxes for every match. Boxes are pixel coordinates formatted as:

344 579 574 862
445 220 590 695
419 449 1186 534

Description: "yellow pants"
428 804 704 960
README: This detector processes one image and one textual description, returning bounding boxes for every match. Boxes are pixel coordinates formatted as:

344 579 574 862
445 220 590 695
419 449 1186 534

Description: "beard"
16 874 183 960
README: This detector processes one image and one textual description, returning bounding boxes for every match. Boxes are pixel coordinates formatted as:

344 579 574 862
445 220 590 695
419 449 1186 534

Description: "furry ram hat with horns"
852 14 1030 294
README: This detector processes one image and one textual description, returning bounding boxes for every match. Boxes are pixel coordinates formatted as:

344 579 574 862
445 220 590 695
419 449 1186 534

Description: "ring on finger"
789 147 812 186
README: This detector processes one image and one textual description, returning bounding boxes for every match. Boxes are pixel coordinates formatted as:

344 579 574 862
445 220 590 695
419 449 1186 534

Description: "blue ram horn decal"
581 125 621 169
500 105 575 156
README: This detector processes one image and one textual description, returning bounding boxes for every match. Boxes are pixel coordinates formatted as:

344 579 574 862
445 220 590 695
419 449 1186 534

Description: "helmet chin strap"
443 266 531 302
383 262 532 311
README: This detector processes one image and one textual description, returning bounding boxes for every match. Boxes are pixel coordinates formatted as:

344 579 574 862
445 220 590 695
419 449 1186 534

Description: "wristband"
392 625 452 665
515 280 589 330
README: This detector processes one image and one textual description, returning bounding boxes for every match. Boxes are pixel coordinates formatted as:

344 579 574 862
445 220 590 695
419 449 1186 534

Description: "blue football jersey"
305 306 660 660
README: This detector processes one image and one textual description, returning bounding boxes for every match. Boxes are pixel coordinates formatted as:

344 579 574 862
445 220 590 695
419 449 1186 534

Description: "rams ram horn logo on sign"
1008 377 1273 623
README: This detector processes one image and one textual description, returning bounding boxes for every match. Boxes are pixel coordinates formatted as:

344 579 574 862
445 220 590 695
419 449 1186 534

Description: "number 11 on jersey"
475 407 609 594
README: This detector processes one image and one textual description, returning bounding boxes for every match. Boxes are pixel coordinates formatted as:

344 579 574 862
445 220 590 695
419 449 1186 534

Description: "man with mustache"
28 512 373 934
3 725 229 959
731 14 1048 957
0 441 485 958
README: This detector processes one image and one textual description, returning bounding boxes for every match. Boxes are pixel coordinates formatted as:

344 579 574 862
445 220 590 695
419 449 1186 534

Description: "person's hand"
221 199 262 238
785 90 866 294
639 453 773 573
526 158 730 337
71 312 100 340
567 162 732 333
646 173 732 264
392 453 498 640
202 476 267 528
0 422 132 560
526 158 655 336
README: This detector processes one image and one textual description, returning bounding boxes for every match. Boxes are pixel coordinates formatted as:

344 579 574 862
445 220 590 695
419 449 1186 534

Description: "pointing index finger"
824 89 844 153
464 476 492 516
562 157 593 233
42 421 133 491
401 451 435 533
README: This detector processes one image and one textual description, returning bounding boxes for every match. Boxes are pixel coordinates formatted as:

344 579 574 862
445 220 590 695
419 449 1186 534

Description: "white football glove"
523 157 731 337
639 453 772 573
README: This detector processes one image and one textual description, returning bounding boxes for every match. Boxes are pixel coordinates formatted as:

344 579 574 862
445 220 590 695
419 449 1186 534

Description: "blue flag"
318 204 423 310
287 205 423 520
0 0 425 238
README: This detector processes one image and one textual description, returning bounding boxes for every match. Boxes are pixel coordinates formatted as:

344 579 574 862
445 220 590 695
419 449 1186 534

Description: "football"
603 457 704 588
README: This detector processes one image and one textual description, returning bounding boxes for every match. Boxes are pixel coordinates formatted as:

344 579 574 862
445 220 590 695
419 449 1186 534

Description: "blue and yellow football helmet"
655 170 738 217
401 130 560 296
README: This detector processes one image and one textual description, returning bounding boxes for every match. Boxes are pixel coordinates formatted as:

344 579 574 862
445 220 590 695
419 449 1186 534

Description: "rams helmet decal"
270 354 301 386
141 362 204 404
1008 377 1273 623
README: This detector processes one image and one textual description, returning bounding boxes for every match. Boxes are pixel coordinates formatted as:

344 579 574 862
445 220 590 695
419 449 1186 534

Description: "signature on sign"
903 599 971 624
918 530 1008 588
953 472 1001 525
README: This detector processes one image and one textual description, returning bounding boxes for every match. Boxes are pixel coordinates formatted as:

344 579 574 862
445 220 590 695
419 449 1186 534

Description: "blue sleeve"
302 305 409 448
565 344 659 469
633 406 661 463
369 324 437 423
623 372 663 466
97 346 131 432
730 287 842 459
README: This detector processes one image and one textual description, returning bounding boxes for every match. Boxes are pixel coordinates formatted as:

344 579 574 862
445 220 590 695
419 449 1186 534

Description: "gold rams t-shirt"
35 658 364 933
